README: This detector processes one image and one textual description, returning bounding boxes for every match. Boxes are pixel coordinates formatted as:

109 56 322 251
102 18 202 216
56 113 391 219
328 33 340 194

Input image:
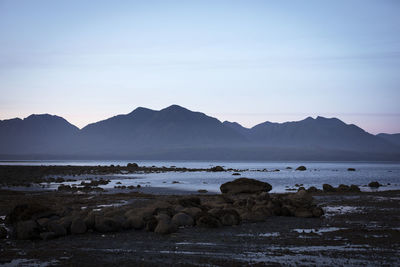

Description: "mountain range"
1 105 399 160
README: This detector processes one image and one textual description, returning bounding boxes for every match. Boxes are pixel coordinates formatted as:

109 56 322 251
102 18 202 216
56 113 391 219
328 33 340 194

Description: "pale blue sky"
1 0 399 133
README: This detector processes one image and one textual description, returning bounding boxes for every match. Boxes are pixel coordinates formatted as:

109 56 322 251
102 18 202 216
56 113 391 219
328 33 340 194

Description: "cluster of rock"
302 184 361 193
3 178 324 240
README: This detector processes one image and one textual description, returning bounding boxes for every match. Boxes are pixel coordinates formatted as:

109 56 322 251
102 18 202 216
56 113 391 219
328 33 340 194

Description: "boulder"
212 209 241 226
306 186 318 193
347 168 356 171
322 184 336 192
349 184 361 192
196 214 221 228
57 216 73 232
368 181 381 188
94 216 121 233
145 216 158 232
296 166 307 171
287 190 313 207
16 220 40 240
220 178 272 195
40 231 57 240
210 166 225 172
71 218 87 234
172 213 194 227
182 207 202 218
7 203 51 225
48 221 67 237
154 220 177 234
125 216 144 230
337 184 350 192
312 207 324 217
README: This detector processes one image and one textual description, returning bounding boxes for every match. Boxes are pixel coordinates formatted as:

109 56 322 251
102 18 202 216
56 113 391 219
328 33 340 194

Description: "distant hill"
377 133 400 147
0 114 79 155
0 105 399 160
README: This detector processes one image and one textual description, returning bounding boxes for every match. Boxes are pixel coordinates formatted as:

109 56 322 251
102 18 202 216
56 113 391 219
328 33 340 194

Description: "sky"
0 0 399 134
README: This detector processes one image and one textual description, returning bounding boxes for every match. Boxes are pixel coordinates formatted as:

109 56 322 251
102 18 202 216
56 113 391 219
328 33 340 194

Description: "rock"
294 208 313 218
288 190 313 207
347 168 356 171
349 184 361 192
127 163 139 170
7 203 51 225
16 220 40 240
57 216 73 232
182 207 202 218
296 166 307 171
178 197 201 207
322 184 336 192
48 221 67 237
155 213 170 222
40 231 57 240
71 218 87 234
196 214 221 228
174 205 185 213
232 173 241 176
154 220 177 234
84 212 97 229
220 178 272 195
145 216 158 232
197 189 208 193
172 213 194 227
368 181 381 188
210 166 225 172
306 186 318 193
95 217 121 233
213 209 241 226
312 207 324 217
0 226 8 239
337 184 350 192
256 192 270 202
125 215 144 230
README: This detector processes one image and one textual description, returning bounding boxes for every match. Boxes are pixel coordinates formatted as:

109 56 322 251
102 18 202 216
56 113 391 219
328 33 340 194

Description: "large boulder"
124 215 144 230
171 213 194 227
287 190 313 207
294 208 313 218
94 216 121 233
70 218 87 234
349 184 361 192
368 181 381 188
182 207 202 218
337 184 350 192
220 178 272 195
16 220 40 240
210 166 225 172
7 203 52 225
154 219 177 234
196 214 221 228
296 166 307 171
47 221 67 237
209 209 241 226
322 184 336 192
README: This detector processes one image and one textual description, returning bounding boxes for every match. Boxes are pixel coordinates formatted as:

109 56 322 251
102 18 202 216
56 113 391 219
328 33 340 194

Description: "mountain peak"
161 104 190 112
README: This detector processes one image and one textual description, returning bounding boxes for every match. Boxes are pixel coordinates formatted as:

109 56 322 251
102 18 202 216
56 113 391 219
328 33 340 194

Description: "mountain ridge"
1 105 399 160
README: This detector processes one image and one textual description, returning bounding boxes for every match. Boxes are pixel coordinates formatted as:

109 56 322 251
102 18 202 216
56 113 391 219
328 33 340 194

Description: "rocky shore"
0 166 399 266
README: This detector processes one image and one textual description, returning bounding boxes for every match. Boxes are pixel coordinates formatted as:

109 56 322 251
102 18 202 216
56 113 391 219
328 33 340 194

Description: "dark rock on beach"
220 178 272 195
368 181 381 188
296 166 307 171
323 184 336 192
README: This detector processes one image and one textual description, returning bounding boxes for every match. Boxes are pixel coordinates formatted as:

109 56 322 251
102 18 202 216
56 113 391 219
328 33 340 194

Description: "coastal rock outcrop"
220 178 272 195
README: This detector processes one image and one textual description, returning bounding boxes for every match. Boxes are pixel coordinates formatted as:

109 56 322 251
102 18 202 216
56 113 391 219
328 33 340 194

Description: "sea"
1 160 400 193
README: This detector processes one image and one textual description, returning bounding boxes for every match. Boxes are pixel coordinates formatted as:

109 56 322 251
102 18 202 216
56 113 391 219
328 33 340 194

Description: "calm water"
1 160 400 193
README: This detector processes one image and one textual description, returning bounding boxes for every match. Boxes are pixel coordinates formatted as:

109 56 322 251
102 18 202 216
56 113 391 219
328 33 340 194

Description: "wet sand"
1 189 399 266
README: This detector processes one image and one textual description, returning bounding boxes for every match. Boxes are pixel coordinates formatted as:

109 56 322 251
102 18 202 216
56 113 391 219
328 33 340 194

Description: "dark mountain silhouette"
377 133 400 147
0 114 79 155
0 105 399 160
76 105 246 155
